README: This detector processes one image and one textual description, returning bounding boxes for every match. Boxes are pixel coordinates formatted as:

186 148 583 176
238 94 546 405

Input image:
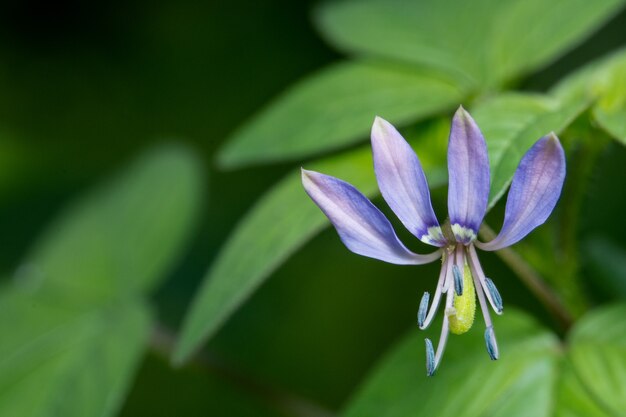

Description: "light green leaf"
0 291 150 417
18 144 203 305
217 60 466 168
553 48 626 145
315 0 625 89
341 310 559 417
471 93 589 209
174 120 449 363
565 304 626 416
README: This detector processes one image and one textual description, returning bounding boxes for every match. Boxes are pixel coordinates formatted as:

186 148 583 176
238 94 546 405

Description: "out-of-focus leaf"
584 236 626 298
0 291 150 417
17 144 203 305
315 0 625 89
565 304 626 416
341 310 559 417
217 61 466 168
0 145 205 417
174 121 449 364
553 48 626 145
472 93 589 209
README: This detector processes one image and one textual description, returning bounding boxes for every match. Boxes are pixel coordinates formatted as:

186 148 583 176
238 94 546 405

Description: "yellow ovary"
448 263 476 335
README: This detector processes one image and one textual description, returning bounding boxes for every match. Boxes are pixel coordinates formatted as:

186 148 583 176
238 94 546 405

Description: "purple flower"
302 107 566 376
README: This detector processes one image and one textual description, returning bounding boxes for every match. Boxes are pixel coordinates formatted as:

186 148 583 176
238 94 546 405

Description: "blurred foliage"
0 0 626 416
315 0 624 89
342 304 626 417
0 147 202 417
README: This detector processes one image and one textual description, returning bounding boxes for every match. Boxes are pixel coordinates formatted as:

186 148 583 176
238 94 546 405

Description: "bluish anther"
418 292 430 328
425 338 436 376
453 264 463 296
485 327 499 360
484 277 503 313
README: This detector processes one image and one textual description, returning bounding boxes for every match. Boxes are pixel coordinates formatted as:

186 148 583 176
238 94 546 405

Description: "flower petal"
371 117 444 246
302 169 441 264
447 107 490 243
477 133 565 251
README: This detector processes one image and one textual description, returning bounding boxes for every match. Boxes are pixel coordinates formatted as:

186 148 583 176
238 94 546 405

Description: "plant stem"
479 224 574 330
150 325 336 417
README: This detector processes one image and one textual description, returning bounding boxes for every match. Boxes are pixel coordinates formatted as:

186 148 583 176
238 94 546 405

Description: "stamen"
469 261 493 329
467 248 501 360
419 253 452 329
425 338 436 376
485 326 499 360
452 265 463 296
427 285 454 376
484 277 503 313
417 292 430 328
468 244 503 315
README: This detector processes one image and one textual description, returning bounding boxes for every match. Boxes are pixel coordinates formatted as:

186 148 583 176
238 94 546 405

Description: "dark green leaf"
315 0 625 89
174 121 449 363
217 61 466 168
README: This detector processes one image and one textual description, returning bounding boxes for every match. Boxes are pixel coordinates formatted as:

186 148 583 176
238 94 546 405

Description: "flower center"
448 258 476 334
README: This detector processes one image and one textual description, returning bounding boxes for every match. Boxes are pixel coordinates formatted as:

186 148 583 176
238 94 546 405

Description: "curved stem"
479 224 574 330
150 324 335 417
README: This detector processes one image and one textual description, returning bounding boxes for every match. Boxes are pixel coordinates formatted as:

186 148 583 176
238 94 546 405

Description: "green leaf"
315 0 625 89
19 144 203 305
553 48 626 145
217 60 466 168
0 291 150 417
471 93 589 209
565 304 626 416
174 120 449 363
341 310 560 417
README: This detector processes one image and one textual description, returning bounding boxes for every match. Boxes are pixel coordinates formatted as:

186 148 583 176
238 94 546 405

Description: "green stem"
479 224 574 330
150 325 335 417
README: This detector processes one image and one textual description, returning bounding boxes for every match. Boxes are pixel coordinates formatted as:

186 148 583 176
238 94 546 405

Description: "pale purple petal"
447 107 490 244
477 133 565 251
371 117 444 247
302 169 441 265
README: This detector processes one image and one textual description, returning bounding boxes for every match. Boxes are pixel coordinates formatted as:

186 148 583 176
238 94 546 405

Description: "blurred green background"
1 1 626 416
